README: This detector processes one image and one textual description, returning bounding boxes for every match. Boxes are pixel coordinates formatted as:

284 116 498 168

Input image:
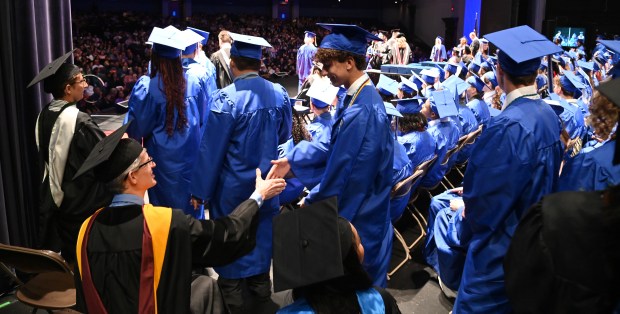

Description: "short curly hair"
398 112 428 133
588 90 620 140
315 48 366 71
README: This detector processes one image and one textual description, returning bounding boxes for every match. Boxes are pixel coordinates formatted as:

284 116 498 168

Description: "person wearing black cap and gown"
504 79 620 314
210 30 234 89
272 197 401 313
29 50 112 264
190 32 292 313
297 31 318 92
73 123 287 314
269 23 394 288
453 26 564 313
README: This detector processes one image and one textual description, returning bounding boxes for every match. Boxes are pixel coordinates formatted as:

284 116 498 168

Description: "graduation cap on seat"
595 78 620 164
376 74 400 97
484 25 562 76
272 197 353 292
317 23 382 56
27 49 80 91
383 101 403 117
229 32 272 60
392 97 425 114
72 121 143 182
306 79 339 108
429 90 458 118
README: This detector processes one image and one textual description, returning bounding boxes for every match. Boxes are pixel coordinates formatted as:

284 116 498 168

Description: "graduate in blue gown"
384 102 414 222
454 26 563 314
277 105 312 206
297 31 318 92
442 76 479 164
419 90 461 188
559 79 620 191
394 97 436 192
183 27 218 129
270 24 394 288
125 26 208 218
190 33 292 313
464 75 491 125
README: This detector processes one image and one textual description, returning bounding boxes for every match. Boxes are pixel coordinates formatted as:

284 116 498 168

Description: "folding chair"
454 124 484 179
0 243 76 313
405 155 438 250
439 134 468 190
388 168 425 278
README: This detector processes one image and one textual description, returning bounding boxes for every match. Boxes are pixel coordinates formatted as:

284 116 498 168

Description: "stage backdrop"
0 0 73 247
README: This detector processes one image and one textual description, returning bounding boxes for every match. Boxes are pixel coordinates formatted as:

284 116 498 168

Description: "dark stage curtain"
0 0 73 247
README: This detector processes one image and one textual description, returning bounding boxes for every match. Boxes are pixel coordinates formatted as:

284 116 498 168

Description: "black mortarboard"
27 49 80 92
595 78 620 164
72 121 143 182
272 196 352 292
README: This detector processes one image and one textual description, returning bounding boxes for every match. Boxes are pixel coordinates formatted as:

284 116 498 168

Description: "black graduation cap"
27 49 77 88
594 78 620 165
272 196 353 292
72 121 143 182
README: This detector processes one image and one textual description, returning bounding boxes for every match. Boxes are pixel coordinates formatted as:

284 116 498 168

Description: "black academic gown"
75 199 259 313
36 102 112 263
210 49 233 89
504 190 620 314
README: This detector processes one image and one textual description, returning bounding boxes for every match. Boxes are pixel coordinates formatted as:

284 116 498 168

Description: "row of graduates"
401 32 620 312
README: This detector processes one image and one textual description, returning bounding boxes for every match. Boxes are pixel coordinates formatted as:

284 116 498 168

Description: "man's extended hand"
267 157 291 179
256 168 287 200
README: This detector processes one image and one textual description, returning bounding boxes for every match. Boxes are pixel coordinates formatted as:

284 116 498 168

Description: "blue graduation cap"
188 27 209 45
435 64 446 82
377 74 400 96
479 38 489 44
559 71 586 94
383 102 403 117
317 23 382 56
429 90 458 118
539 60 548 71
444 62 459 75
458 61 468 75
489 106 501 117
565 50 577 60
305 31 316 38
468 60 481 74
410 71 425 90
420 68 439 85
392 97 425 114
399 75 418 94
480 61 492 71
466 74 487 93
441 75 469 102
181 29 207 56
229 32 272 60
483 71 498 88
577 60 594 72
307 79 339 108
148 26 189 59
484 25 563 76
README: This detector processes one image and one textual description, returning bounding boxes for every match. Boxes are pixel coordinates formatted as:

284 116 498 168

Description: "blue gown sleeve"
125 76 157 140
278 86 293 144
190 92 235 201
304 106 371 204
287 139 330 190
462 122 534 243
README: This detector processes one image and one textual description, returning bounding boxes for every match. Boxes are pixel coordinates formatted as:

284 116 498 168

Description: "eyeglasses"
72 78 87 85
135 158 154 170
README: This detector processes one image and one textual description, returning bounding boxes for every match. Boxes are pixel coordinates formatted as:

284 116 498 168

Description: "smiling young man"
269 23 394 288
